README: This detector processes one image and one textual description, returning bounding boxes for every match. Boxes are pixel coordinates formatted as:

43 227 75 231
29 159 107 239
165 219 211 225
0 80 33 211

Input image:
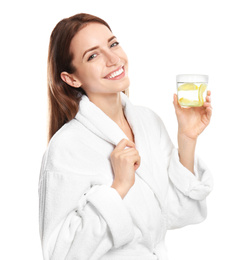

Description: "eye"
110 41 119 48
88 53 97 61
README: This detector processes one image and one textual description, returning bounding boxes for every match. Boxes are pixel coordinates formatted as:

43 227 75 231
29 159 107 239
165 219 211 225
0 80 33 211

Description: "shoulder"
134 104 165 128
49 119 81 150
132 104 171 143
41 119 86 172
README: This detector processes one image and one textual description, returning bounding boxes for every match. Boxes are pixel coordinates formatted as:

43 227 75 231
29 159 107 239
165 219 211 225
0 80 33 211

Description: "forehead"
70 23 113 54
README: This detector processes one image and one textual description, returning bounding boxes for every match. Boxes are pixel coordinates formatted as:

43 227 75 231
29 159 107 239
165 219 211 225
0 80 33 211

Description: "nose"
105 50 120 66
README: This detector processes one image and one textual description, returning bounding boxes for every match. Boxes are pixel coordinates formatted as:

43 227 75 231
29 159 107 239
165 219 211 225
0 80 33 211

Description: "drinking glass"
176 74 208 107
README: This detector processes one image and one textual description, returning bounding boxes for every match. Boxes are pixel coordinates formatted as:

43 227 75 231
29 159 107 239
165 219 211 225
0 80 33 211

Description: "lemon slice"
198 84 207 105
178 97 201 107
178 83 198 91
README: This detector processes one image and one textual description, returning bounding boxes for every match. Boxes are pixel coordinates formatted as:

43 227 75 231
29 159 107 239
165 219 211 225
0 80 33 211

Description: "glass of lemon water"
176 74 208 107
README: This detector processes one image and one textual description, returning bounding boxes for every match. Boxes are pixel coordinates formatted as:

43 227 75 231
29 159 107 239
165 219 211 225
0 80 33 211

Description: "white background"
1 0 244 259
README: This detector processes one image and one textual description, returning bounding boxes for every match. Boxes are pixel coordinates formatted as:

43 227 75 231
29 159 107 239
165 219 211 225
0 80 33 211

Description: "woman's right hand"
110 138 141 199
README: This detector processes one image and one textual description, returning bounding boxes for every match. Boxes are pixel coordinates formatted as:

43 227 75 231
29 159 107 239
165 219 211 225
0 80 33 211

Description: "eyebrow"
82 36 117 59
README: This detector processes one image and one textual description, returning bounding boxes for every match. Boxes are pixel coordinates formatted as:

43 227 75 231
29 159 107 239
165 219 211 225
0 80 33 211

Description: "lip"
104 65 125 80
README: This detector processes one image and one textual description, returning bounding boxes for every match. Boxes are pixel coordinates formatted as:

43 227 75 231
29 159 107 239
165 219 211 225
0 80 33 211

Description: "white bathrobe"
38 91 213 260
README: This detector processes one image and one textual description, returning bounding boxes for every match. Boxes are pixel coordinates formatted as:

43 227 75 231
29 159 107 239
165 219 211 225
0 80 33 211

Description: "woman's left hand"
173 90 212 140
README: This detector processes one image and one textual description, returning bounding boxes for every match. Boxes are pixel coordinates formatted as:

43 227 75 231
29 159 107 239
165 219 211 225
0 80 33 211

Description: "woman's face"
63 22 129 97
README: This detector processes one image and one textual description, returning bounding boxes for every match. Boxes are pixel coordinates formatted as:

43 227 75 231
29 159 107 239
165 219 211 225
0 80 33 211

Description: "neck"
87 92 127 127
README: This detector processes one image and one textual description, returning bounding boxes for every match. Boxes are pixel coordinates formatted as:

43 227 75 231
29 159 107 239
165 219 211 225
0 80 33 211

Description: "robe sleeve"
39 154 134 260
157 114 214 230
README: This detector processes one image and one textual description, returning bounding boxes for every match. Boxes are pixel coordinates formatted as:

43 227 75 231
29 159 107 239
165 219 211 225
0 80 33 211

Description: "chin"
123 77 130 89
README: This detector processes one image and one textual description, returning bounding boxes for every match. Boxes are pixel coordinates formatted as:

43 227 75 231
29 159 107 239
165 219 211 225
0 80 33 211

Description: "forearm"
177 132 197 174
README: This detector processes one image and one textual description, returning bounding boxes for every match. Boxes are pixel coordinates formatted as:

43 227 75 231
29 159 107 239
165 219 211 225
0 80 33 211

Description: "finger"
205 95 211 103
120 147 139 158
121 147 138 156
133 154 141 167
120 151 140 166
134 156 141 170
206 106 212 121
115 138 135 151
134 163 140 171
204 100 212 107
203 102 211 108
173 93 181 111
204 91 212 107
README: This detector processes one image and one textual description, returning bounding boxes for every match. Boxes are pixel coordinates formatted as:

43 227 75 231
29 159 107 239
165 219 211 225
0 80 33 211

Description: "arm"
174 91 212 174
153 94 213 229
39 168 134 260
166 147 213 229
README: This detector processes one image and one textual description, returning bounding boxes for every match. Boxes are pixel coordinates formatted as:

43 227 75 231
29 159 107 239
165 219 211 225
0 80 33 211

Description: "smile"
104 66 125 80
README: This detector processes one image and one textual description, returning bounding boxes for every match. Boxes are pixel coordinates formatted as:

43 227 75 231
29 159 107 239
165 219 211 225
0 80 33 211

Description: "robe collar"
75 92 164 209
75 92 136 146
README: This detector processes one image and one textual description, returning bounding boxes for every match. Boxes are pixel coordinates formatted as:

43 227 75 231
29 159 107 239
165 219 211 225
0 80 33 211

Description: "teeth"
108 67 124 79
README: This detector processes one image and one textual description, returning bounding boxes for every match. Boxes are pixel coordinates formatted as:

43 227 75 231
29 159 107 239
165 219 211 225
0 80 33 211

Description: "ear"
60 72 82 88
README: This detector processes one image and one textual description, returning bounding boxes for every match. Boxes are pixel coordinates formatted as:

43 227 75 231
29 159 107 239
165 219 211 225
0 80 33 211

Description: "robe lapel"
75 92 164 209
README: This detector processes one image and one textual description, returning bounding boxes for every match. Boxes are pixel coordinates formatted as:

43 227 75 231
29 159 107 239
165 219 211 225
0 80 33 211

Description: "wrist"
111 182 129 199
178 131 198 144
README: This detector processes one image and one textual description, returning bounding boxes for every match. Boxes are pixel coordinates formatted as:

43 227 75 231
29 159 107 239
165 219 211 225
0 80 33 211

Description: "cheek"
119 48 128 62
78 64 103 86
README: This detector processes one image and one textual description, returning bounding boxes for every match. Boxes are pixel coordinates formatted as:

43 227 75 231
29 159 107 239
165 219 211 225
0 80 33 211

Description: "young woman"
39 13 213 260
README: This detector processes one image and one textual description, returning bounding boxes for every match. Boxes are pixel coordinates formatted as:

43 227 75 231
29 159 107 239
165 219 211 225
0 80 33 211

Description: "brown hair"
47 13 129 143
